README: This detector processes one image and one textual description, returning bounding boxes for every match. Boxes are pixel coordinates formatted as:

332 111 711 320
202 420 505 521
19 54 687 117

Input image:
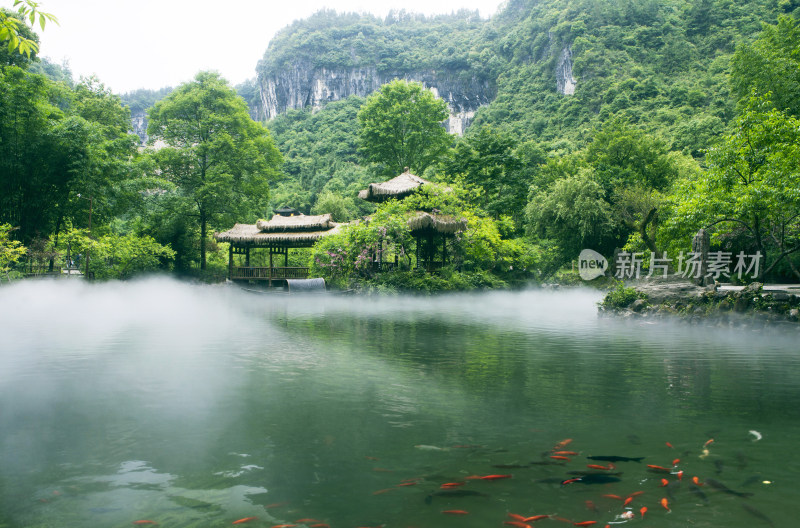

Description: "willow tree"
357 80 451 176
147 71 282 270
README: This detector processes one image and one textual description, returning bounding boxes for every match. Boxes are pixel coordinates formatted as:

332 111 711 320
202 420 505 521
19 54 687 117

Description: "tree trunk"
200 210 207 271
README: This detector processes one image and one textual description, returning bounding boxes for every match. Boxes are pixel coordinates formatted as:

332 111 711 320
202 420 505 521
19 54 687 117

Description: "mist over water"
0 278 797 527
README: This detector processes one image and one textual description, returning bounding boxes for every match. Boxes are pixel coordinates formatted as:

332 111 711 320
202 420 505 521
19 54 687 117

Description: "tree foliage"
357 80 452 176
147 71 282 270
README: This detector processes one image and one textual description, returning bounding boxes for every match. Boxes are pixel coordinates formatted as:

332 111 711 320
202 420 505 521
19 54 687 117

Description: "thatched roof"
215 221 343 248
358 170 431 202
407 212 467 235
256 213 332 232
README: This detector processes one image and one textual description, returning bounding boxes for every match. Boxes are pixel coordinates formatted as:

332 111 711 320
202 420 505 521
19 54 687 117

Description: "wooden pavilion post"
228 244 233 280
269 248 274 288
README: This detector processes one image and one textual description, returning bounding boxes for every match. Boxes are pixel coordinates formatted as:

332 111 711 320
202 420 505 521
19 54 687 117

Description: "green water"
0 278 797 528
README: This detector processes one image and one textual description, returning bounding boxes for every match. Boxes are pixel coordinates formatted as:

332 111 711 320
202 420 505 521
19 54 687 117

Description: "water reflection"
0 278 797 527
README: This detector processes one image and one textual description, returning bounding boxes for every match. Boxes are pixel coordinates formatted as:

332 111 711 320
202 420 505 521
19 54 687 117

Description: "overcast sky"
36 0 504 94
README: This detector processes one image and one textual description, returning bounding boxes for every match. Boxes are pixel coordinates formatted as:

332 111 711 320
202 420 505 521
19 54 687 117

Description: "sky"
36 0 505 94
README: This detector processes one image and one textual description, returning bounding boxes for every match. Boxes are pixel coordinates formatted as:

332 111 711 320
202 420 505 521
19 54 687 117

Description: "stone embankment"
599 278 800 327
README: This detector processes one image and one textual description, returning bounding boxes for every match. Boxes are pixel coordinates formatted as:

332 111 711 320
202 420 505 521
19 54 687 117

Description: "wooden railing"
231 266 309 281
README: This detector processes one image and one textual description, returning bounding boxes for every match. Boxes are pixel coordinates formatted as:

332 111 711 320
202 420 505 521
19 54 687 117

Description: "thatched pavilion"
215 212 342 286
358 169 466 271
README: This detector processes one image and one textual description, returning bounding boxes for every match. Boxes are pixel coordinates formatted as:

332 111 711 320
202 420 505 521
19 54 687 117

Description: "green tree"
0 1 57 58
0 222 25 279
147 71 282 270
731 15 800 117
357 80 452 176
668 95 800 279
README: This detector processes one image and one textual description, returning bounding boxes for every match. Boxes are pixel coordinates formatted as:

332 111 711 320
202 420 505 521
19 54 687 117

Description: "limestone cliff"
257 62 495 135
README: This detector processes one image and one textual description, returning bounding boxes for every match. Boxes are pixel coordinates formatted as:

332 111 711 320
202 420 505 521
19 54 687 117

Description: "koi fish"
587 455 644 463
660 478 669 487
550 456 571 461
640 507 647 518
629 491 644 497
573 522 597 526
133 522 158 526
692 476 703 486
672 458 681 466
524 515 551 522
741 503 774 526
676 470 684 481
660 498 670 512
602 494 623 500
372 488 394 495
554 438 573 448
295 519 321 523
508 514 527 522
586 464 614 470
561 478 582 485
441 510 469 515
232 518 258 525
622 497 633 507
665 442 674 449
553 451 579 456
689 483 709 504
266 502 289 508
704 438 714 447
397 482 417 487
646 465 672 473
270 525 296 528
480 474 512 480
440 482 465 488
504 522 531 528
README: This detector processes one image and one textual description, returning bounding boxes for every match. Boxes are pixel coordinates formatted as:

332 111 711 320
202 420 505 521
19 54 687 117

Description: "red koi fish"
480 474 512 480
676 470 684 481
660 478 669 487
440 482 465 488
660 498 670 512
692 476 703 486
372 488 393 495
524 515 551 522
665 442 674 449
573 522 598 526
640 507 647 518
672 458 680 466
397 482 417 487
647 464 672 473
550 456 571 461
465 475 483 480
622 496 633 507
561 478 582 485
441 510 469 515
629 491 645 497
504 522 531 528
508 514 527 522
703 438 714 447
133 522 158 526
232 518 259 525
553 450 579 456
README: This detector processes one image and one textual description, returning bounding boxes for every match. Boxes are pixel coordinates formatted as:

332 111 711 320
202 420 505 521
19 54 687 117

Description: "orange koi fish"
660 478 669 487
132 522 158 526
440 482 465 488
703 438 714 447
629 491 645 497
554 438 573 448
504 522 531 528
622 496 633 507
372 488 393 495
639 507 647 518
692 476 703 486
586 464 613 470
232 518 259 525
573 522 598 526
602 494 623 500
647 464 672 473
509 514 527 522
561 477 582 485
397 482 417 487
553 451 579 456
672 458 680 466
550 456 571 461
270 525 296 528
465 475 483 480
480 474 512 480
442 510 469 515
676 470 684 481
665 442 674 449
660 498 670 512
524 515 551 522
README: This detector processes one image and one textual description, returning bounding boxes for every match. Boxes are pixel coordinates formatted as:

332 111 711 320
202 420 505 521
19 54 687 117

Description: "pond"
0 278 797 528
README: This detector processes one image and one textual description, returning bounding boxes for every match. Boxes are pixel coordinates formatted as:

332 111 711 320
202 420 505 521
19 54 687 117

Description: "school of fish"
121 432 771 527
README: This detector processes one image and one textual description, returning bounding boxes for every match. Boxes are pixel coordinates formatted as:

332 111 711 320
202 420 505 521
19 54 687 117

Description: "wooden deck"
230 266 309 281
